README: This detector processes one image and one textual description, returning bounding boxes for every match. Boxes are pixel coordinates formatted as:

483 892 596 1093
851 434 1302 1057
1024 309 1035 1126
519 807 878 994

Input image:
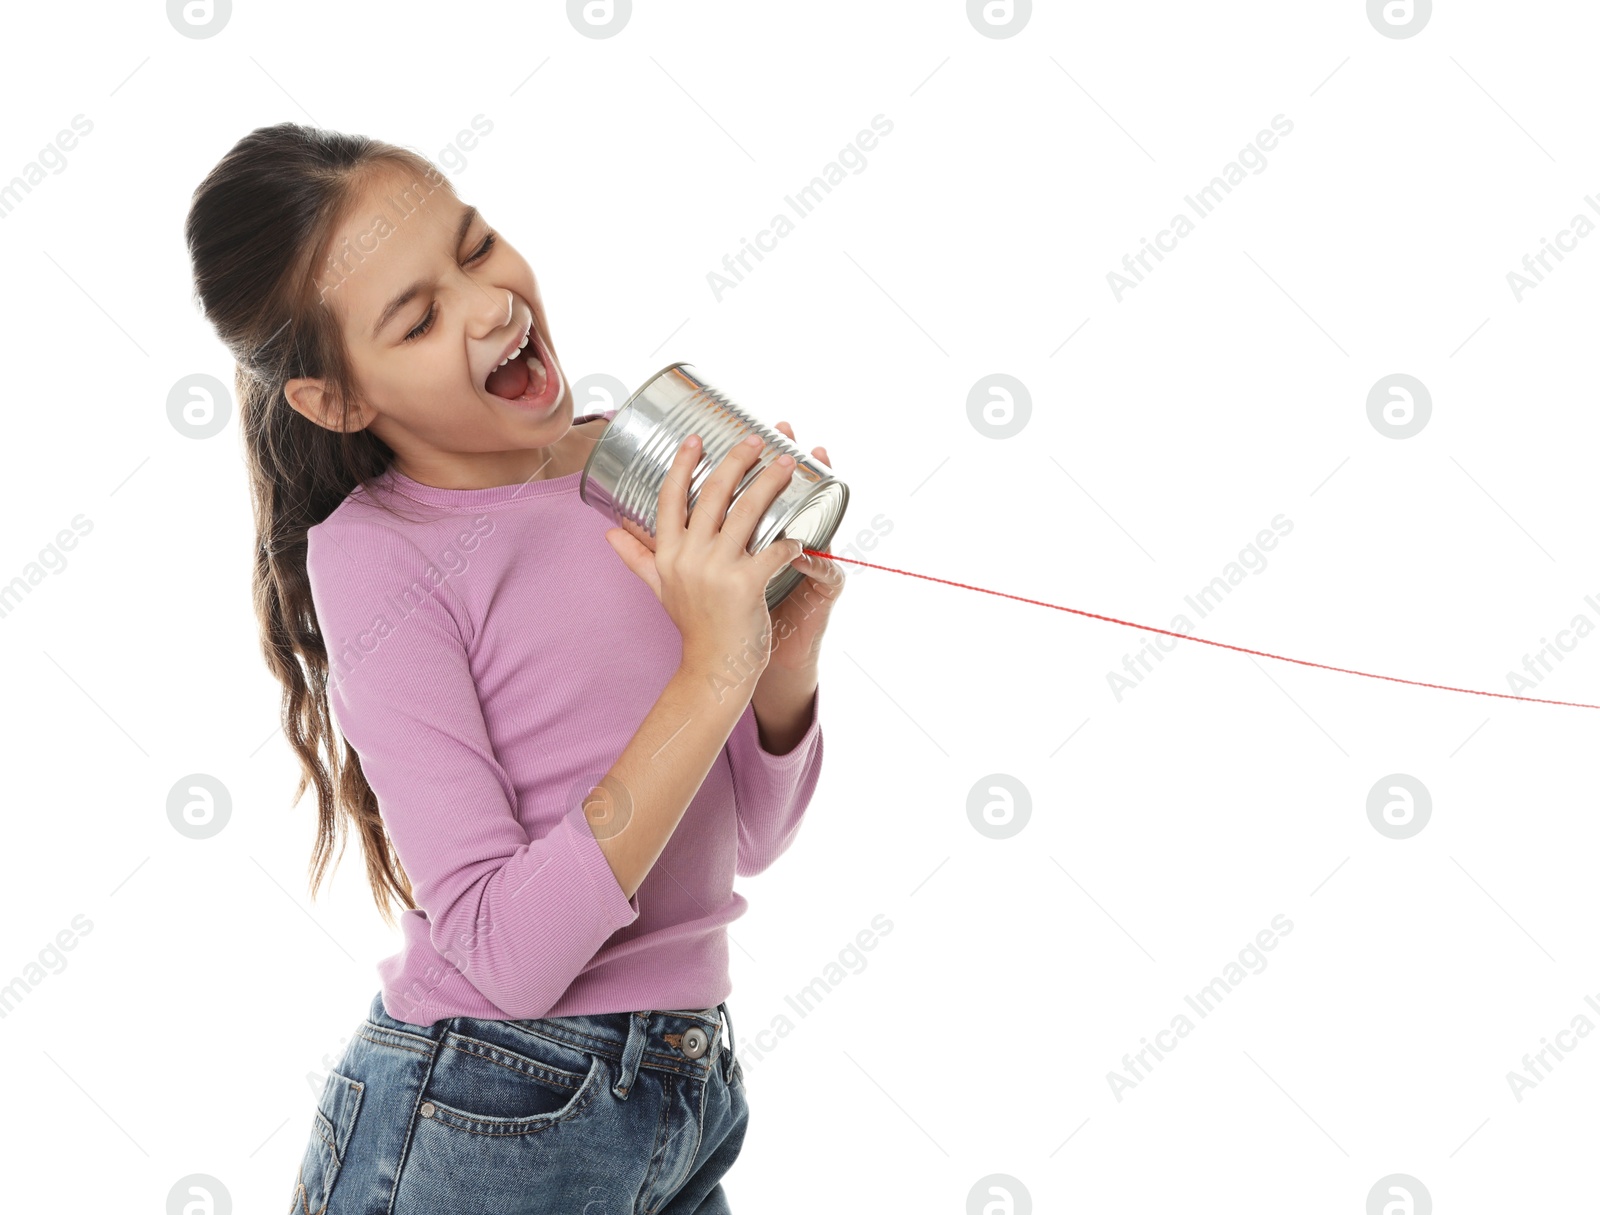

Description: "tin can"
579 362 850 610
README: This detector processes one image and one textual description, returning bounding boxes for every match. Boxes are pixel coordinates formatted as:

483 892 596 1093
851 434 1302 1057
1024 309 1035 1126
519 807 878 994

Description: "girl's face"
285 163 578 488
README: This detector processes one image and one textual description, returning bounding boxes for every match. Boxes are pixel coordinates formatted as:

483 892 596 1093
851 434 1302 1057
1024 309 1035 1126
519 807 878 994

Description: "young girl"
184 122 844 1213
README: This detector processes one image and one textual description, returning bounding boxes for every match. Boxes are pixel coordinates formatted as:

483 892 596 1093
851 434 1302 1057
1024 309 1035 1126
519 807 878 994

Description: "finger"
655 434 701 553
604 528 662 598
796 550 846 587
717 448 797 555
794 540 846 575
688 434 766 544
775 421 810 464
813 446 830 466
759 535 808 584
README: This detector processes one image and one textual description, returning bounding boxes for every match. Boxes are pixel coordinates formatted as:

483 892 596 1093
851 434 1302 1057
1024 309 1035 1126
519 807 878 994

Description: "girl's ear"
284 376 372 433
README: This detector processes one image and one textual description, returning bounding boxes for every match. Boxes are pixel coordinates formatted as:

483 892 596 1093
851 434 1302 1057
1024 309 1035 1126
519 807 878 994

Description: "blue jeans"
289 990 749 1213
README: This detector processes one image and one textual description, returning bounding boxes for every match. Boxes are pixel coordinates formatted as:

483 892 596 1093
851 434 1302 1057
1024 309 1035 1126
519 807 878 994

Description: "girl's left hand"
764 420 847 674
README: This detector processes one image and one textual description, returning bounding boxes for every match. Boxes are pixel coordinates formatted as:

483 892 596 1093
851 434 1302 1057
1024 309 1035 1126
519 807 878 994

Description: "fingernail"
744 435 762 447
685 435 700 449
777 454 794 467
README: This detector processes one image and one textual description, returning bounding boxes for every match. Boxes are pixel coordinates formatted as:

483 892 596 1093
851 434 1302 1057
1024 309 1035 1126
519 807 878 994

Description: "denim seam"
635 1071 676 1215
515 1016 717 1053
414 1055 606 1137
358 1028 433 1058
441 1032 588 1089
386 1034 442 1215
509 1024 722 1080
288 1160 328 1215
657 1064 711 1212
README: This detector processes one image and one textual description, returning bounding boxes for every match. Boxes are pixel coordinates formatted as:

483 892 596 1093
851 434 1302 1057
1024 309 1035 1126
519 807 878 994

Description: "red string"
800 548 1600 713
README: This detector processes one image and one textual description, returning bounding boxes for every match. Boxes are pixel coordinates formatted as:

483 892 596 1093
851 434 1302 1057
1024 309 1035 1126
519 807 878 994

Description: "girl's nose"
472 286 515 337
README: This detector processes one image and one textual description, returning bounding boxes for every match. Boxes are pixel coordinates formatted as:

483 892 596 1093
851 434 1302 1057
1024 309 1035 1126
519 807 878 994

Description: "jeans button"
681 1026 710 1059
420 1101 436 1118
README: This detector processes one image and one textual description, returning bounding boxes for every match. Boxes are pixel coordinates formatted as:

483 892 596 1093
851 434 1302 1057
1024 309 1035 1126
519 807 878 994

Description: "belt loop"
613 1011 650 1100
718 1001 736 1083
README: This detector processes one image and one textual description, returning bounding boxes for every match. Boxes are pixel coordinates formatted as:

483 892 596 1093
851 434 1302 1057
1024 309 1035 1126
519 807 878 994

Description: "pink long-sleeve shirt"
303 409 823 1027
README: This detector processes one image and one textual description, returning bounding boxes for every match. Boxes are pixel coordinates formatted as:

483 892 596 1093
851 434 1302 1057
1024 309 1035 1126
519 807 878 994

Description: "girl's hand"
765 420 847 675
605 434 804 690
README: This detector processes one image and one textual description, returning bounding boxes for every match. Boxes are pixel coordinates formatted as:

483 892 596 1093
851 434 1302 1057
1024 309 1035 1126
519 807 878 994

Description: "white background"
2 0 1597 1210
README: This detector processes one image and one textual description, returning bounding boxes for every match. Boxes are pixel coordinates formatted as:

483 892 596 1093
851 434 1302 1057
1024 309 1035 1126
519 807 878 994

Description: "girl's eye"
403 232 500 343
403 306 435 343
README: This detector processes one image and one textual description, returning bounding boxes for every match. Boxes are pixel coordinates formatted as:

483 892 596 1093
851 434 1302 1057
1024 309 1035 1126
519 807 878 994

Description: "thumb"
605 528 662 598
760 536 808 582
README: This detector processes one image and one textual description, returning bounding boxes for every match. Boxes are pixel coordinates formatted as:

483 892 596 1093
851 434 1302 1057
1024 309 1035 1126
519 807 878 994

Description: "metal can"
578 362 850 610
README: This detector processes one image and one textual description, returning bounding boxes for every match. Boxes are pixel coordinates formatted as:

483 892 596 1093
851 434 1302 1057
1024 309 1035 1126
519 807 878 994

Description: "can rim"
578 361 694 498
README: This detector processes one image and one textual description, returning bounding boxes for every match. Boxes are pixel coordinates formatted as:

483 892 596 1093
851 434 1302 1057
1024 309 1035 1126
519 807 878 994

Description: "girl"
184 122 845 1213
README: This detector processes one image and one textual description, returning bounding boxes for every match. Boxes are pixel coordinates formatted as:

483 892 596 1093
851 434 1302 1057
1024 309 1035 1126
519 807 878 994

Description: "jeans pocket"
418 1027 606 1134
289 1068 364 1213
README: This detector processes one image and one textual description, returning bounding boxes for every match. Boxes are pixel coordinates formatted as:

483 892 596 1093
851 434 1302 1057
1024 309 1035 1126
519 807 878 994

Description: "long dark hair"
184 122 452 925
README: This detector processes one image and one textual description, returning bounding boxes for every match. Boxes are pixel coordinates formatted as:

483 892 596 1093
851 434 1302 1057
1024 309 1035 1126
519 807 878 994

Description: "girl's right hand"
604 432 805 686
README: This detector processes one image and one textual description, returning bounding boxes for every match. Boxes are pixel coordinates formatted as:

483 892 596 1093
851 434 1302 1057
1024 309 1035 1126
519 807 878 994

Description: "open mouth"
484 323 551 402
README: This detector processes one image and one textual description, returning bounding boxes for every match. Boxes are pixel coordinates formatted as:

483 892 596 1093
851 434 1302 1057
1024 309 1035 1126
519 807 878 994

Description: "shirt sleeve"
725 682 824 877
305 516 641 1019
